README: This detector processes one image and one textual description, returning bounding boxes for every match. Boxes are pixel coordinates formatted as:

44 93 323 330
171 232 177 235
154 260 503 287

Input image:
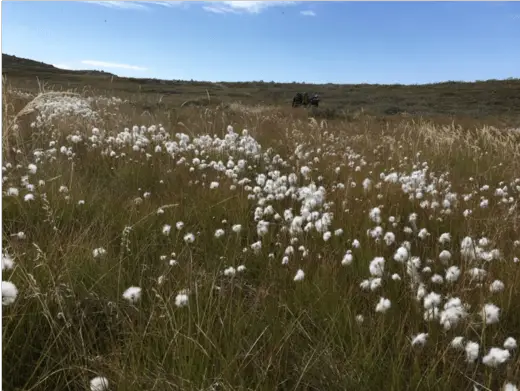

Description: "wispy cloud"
86 1 148 10
81 60 147 71
300 10 315 17
147 1 185 8
86 1 295 14
203 1 297 15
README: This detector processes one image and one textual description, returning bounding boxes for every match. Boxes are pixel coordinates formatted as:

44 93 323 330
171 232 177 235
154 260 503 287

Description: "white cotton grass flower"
360 279 371 291
92 248 107 258
369 207 382 224
411 333 428 347
223 266 236 277
489 280 505 293
90 376 109 391
323 231 332 241
482 347 510 367
184 233 195 243
481 303 500 325
392 273 401 281
162 224 171 235
502 384 518 391
214 229 225 238
383 231 396 246
468 267 487 282
431 274 444 285
237 265 246 273
232 224 242 233
479 237 490 247
503 337 517 350
176 221 184 230
2 281 18 306
394 246 409 263
257 221 269 237
251 241 262 254
450 336 465 350
438 232 451 244
6 187 19 197
465 341 480 363
294 269 305 282
355 314 364 324
418 228 430 240
209 181 219 189
439 297 468 330
27 163 37 174
370 278 382 291
175 292 189 308
375 297 391 313
369 257 385 277
24 193 35 202
2 252 15 270
122 286 142 304
342 251 353 266
438 250 451 264
445 266 461 283
461 236 476 261
423 292 441 310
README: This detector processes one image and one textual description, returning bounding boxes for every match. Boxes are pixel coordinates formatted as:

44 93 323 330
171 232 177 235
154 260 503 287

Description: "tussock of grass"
2 84 520 391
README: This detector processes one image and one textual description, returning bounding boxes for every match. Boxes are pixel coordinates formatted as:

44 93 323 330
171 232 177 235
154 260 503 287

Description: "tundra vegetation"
2 70 520 391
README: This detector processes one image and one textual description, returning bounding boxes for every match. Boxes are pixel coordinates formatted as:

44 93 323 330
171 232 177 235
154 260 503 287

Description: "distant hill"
2 53 116 77
3 53 520 120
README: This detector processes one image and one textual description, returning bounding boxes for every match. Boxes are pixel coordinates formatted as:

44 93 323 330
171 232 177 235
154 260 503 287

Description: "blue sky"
2 1 520 84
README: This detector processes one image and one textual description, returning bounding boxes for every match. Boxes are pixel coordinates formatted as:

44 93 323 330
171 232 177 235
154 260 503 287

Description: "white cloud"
147 1 185 7
87 1 293 14
300 10 316 17
86 1 148 10
81 60 148 71
203 1 297 15
203 5 236 14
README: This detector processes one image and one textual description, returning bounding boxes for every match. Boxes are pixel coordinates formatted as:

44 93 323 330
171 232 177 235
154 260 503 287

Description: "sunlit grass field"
2 83 520 391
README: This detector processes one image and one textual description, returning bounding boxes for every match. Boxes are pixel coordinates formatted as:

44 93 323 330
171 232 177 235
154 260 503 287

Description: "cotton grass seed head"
465 341 479 363
2 252 14 271
481 303 500 325
503 337 517 350
90 376 109 391
482 347 510 367
411 333 428 347
122 286 141 304
294 269 305 282
175 293 189 308
183 233 195 243
162 224 172 235
375 297 391 313
2 281 18 306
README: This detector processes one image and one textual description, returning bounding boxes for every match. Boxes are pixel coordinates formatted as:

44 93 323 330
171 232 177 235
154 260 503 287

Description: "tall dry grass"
2 84 520 391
